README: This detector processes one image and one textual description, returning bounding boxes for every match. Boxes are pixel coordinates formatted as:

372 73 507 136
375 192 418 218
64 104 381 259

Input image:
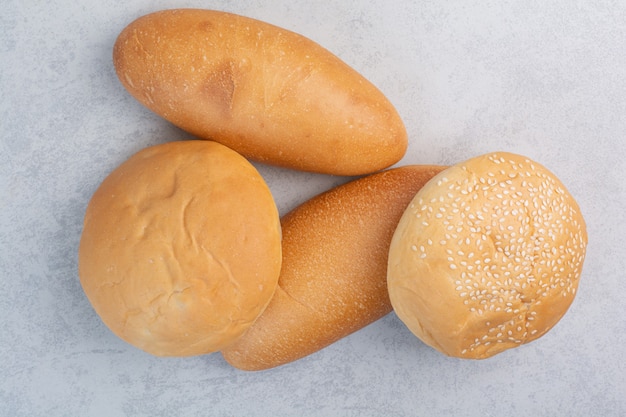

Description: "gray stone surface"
1 1 624 416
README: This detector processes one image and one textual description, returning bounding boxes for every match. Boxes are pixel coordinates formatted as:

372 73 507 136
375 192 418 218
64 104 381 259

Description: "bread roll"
387 152 587 359
113 9 408 175
78 140 282 357
221 165 446 370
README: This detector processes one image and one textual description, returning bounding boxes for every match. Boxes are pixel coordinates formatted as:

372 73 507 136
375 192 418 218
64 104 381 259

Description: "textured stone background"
1 1 625 416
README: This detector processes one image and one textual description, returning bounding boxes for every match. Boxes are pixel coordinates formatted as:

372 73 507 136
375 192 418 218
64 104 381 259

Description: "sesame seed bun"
78 140 282 357
387 152 587 359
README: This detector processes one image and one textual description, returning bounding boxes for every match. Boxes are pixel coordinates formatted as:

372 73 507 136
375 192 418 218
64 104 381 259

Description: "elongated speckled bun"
387 152 587 359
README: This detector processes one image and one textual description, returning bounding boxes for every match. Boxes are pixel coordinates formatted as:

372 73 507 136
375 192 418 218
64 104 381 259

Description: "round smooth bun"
387 152 587 359
78 140 282 357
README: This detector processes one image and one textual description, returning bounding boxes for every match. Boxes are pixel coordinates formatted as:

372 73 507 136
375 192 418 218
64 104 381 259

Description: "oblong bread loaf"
221 165 446 370
113 9 408 175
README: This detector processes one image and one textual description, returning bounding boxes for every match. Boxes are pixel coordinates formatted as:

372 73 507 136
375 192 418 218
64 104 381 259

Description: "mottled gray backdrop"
1 1 625 416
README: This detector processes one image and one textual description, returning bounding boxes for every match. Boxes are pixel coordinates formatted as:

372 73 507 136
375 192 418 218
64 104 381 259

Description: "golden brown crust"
113 9 407 175
221 165 446 370
387 152 588 359
78 140 282 357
